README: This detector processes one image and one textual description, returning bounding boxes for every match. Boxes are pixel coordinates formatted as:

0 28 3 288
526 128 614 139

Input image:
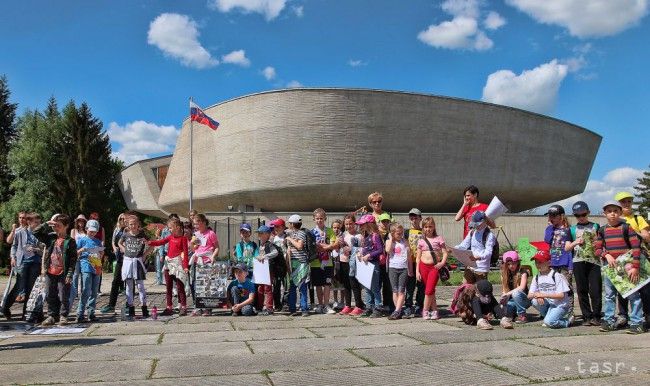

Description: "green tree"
0 75 18 203
635 165 650 217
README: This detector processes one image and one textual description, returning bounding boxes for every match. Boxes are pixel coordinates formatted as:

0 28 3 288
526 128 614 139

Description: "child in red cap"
528 250 574 328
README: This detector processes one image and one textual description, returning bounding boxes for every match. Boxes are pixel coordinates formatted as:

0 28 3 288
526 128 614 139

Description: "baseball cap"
377 213 391 222
257 225 271 233
602 200 622 211
571 201 589 214
531 250 551 263
86 219 100 232
408 208 422 216
614 191 634 202
355 214 376 225
240 223 252 232
476 280 493 296
47 213 61 226
287 214 302 224
544 205 565 216
468 211 486 229
233 263 249 273
269 218 285 228
502 250 520 263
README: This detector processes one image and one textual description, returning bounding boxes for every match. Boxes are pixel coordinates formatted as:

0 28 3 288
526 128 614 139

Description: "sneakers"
325 306 337 315
88 314 97 322
339 306 353 315
179 307 187 316
500 317 514 329
58 317 67 326
599 322 617 332
260 309 274 316
370 309 383 318
626 324 647 335
430 310 440 320
41 316 56 326
100 305 115 314
515 314 528 324
413 306 422 318
402 307 414 319
589 318 601 326
477 318 493 330
388 310 402 320
567 315 575 327
313 305 324 314
160 308 174 316
614 315 628 329
422 310 431 320
349 307 364 316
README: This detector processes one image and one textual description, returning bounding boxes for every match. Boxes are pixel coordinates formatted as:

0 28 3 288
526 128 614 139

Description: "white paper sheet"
28 327 86 335
485 196 508 220
253 258 271 285
451 248 477 268
355 260 375 290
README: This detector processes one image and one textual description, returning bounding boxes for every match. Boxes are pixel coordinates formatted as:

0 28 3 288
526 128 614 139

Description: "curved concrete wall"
119 155 172 217
156 89 601 214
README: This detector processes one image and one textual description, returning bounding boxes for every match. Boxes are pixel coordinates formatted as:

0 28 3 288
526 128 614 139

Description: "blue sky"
1 0 649 212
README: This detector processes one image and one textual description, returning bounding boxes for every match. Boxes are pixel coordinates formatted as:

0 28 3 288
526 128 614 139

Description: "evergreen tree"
0 75 18 203
635 165 650 217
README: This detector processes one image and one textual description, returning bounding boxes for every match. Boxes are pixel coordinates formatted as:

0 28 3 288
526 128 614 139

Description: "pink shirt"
194 229 218 261
417 236 446 253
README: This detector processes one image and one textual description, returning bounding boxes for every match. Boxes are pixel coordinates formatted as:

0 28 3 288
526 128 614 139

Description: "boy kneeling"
230 263 256 316
528 250 573 328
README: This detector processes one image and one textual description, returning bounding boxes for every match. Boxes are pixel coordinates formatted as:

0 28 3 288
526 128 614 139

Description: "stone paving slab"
0 359 152 384
153 350 367 378
521 333 650 353
248 333 421 354
355 340 558 365
165 313 295 324
269 361 528 386
231 317 362 330
310 320 459 338
90 320 234 335
485 349 650 382
542 372 650 385
66 374 271 386
162 328 316 344
0 345 73 364
61 341 249 361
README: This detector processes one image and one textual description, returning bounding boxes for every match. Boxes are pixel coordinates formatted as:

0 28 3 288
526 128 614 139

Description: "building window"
152 165 169 189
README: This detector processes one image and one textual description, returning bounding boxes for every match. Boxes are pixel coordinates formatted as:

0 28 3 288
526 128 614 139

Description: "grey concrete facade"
119 155 172 217
120 88 601 215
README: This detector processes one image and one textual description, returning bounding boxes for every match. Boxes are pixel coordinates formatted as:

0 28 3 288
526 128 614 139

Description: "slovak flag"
190 100 219 130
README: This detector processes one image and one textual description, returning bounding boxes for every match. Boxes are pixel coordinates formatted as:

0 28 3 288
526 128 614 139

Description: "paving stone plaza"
1 273 648 385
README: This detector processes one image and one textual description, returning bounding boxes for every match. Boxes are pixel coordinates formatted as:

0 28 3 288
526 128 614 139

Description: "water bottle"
151 305 158 320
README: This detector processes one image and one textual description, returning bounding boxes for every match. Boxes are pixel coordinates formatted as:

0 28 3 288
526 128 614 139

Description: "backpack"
301 228 319 262
597 222 633 250
534 269 557 288
269 243 287 278
471 229 500 266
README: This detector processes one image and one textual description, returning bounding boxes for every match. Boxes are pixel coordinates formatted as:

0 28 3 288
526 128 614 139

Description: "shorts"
388 267 408 293
310 266 333 286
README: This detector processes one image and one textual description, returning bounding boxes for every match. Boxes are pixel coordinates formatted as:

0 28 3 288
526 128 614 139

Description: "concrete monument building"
119 88 601 217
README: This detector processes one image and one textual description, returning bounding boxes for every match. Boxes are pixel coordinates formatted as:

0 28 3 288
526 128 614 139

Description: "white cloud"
108 121 179 164
348 59 367 67
262 66 276 80
221 49 251 67
442 0 481 18
544 167 644 214
147 13 218 69
484 11 506 30
506 0 649 38
286 80 303 88
481 59 569 114
292 5 304 17
418 16 493 51
418 1 502 51
209 0 287 21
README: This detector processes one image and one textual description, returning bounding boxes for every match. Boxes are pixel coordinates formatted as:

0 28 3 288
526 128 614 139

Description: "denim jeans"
288 280 309 312
231 286 255 316
77 272 100 318
364 263 383 309
532 299 570 328
506 289 532 316
603 274 643 326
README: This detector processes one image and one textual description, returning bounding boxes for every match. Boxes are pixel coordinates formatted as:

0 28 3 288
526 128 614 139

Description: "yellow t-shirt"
623 214 649 234
407 229 422 258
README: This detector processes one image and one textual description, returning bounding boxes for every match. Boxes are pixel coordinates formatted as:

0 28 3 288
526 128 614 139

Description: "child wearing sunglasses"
543 205 575 318
565 201 601 326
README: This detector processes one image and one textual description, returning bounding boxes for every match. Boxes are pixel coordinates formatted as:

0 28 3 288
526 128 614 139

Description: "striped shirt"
594 222 641 268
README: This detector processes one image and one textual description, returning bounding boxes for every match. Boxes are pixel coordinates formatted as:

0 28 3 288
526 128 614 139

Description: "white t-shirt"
529 269 571 308
388 239 409 269
341 232 363 263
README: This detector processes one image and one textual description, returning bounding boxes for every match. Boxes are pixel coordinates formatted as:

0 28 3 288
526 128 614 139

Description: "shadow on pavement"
0 337 114 350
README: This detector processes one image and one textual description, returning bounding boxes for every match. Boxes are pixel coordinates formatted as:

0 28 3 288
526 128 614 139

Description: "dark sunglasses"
574 213 588 218
371 200 382 204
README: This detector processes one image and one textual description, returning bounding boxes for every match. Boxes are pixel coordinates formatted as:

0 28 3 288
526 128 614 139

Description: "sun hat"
75 214 87 222
468 211 486 229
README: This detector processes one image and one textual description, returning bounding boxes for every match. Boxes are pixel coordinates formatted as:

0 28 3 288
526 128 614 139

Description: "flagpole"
189 97 194 213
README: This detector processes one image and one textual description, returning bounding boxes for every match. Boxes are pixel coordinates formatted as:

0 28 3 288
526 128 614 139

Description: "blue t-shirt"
231 278 255 302
77 236 103 274
544 225 573 269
